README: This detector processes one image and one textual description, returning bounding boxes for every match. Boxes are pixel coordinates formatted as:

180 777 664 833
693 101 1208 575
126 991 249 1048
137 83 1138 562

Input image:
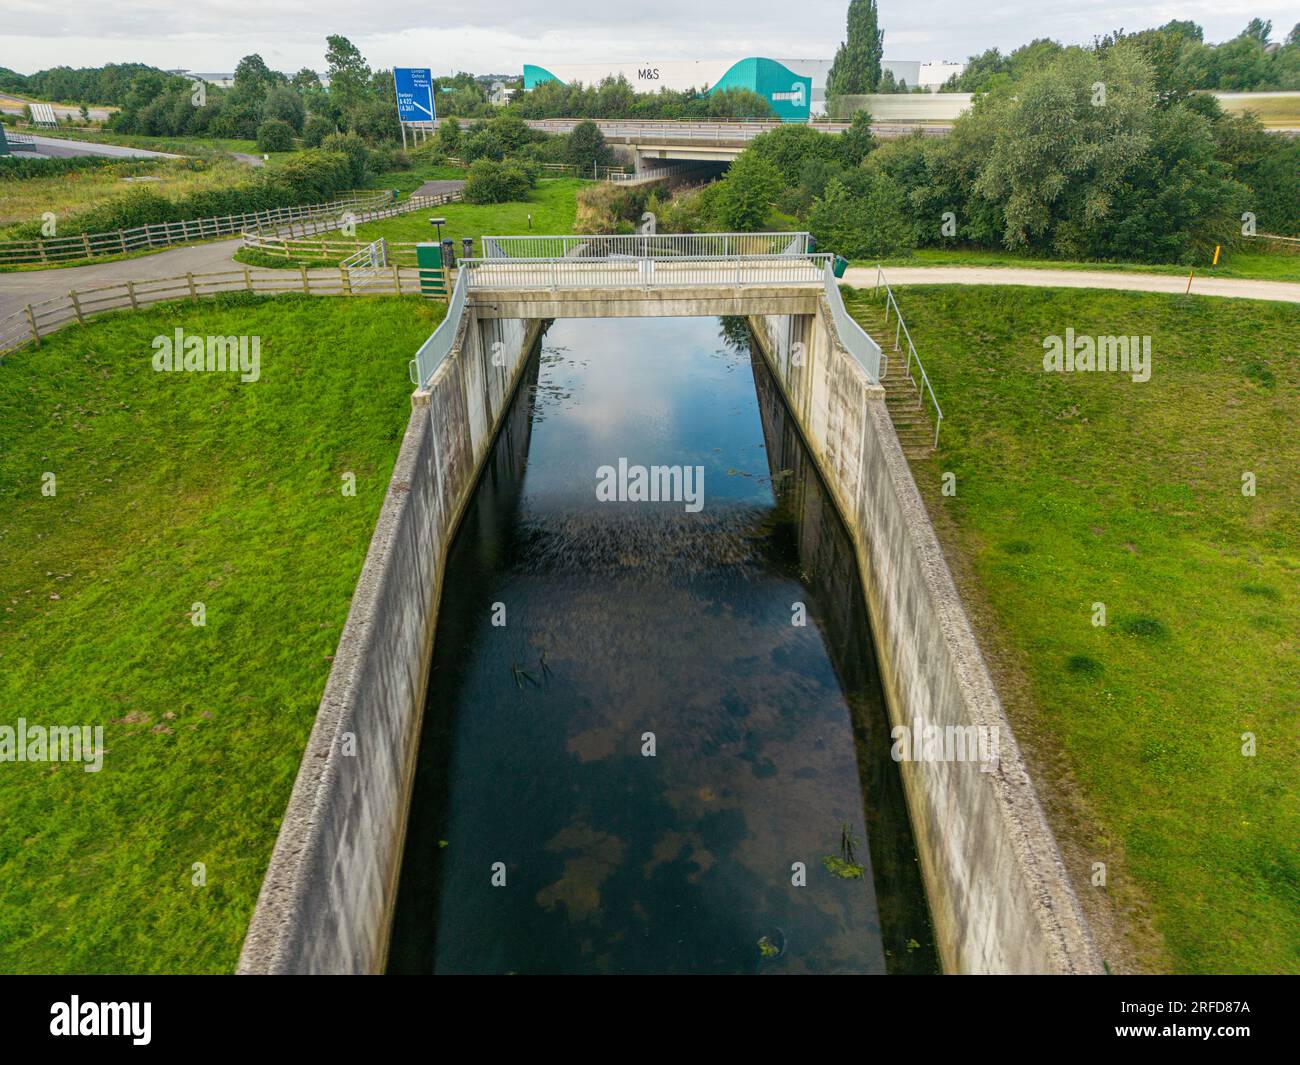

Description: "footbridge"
410 231 886 387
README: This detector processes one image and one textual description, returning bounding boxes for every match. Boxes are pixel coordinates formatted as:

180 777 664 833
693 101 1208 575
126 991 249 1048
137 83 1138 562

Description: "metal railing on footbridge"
480 232 812 259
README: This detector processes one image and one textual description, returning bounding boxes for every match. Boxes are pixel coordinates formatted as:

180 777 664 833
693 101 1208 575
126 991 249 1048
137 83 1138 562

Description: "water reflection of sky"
524 317 774 509
388 317 936 975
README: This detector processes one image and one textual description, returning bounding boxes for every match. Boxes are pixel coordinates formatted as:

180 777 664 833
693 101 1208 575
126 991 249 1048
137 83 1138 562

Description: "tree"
745 124 839 182
827 0 884 99
1214 112 1300 233
1242 19 1272 45
974 45 1156 252
234 54 276 91
291 68 321 94
436 116 462 154
325 35 371 114
838 108 876 166
712 151 782 230
943 48 1007 92
1063 102 1246 262
808 170 917 258
344 94 402 144
1289 24 1300 47
566 120 612 170
262 85 305 132
1162 20 1203 42
220 54 282 138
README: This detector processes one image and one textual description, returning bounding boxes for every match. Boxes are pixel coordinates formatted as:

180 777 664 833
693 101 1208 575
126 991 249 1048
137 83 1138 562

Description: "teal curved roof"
522 58 811 121
712 58 811 121
523 64 562 90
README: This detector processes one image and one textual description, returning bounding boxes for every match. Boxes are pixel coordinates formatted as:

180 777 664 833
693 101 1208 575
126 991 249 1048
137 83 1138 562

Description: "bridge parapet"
409 234 882 388
462 253 828 291
481 232 811 258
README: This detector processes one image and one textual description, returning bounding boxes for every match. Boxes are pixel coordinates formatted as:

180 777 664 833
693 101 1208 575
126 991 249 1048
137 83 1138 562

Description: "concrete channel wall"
237 307 543 975
748 306 1103 974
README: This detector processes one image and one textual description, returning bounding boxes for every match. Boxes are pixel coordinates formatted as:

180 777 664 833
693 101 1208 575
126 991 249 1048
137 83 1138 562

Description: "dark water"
388 316 937 974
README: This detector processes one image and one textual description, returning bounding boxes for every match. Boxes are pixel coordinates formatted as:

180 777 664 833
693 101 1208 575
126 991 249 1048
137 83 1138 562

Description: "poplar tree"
827 0 884 99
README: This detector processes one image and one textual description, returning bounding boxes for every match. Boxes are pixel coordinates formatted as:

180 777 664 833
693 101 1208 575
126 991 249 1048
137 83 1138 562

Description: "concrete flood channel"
386 317 937 974
238 282 1101 975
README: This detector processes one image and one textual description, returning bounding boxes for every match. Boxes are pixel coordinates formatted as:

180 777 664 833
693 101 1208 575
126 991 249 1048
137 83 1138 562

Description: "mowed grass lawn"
1214 92 1300 129
236 178 583 269
0 292 444 972
844 284 1298 973
353 177 583 248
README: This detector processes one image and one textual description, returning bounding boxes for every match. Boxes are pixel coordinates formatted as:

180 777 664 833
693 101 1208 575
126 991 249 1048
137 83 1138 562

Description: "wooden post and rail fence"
0 263 445 358
0 190 396 267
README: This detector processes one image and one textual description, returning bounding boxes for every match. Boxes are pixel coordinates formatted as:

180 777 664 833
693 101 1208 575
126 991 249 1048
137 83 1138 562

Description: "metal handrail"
875 264 943 448
481 232 812 259
823 261 885 384
409 267 468 387
459 253 829 291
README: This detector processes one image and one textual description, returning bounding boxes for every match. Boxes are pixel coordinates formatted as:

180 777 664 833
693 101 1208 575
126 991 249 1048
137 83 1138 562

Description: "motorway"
521 118 952 141
13 134 179 160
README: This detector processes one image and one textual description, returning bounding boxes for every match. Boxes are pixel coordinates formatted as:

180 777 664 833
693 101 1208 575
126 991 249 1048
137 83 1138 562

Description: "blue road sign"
394 68 435 123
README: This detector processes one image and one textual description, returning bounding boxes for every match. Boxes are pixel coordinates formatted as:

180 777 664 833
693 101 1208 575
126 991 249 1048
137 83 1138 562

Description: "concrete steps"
843 294 938 458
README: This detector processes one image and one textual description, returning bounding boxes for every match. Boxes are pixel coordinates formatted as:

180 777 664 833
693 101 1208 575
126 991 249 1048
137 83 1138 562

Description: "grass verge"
0 157 258 239
844 283 1298 973
350 177 582 250
866 245 1300 283
232 178 584 269
0 291 444 972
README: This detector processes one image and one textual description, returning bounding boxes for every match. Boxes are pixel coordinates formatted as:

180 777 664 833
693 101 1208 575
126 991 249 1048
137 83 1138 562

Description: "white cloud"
0 1 1294 74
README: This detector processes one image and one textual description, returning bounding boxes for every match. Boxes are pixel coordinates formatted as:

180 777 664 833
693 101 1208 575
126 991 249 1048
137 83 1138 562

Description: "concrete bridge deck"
462 253 828 319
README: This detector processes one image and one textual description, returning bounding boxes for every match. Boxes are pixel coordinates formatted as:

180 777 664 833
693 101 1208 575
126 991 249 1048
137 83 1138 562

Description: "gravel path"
0 239 246 319
842 265 1300 304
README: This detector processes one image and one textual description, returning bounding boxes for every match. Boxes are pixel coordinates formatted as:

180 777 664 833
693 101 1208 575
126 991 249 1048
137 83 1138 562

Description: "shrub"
515 137 569 166
646 186 719 234
267 149 355 203
320 130 371 186
463 158 534 204
369 146 411 173
744 124 841 183
575 182 652 232
262 86 305 132
301 114 334 148
566 120 613 169
435 116 462 154
711 152 783 230
256 119 295 153
807 169 918 258
0 155 122 181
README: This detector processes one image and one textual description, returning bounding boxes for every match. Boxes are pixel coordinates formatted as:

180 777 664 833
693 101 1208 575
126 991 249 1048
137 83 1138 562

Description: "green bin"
832 255 849 279
416 242 447 298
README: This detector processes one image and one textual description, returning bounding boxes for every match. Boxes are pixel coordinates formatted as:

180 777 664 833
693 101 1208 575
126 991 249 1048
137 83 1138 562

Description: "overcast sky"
2 1 1295 75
